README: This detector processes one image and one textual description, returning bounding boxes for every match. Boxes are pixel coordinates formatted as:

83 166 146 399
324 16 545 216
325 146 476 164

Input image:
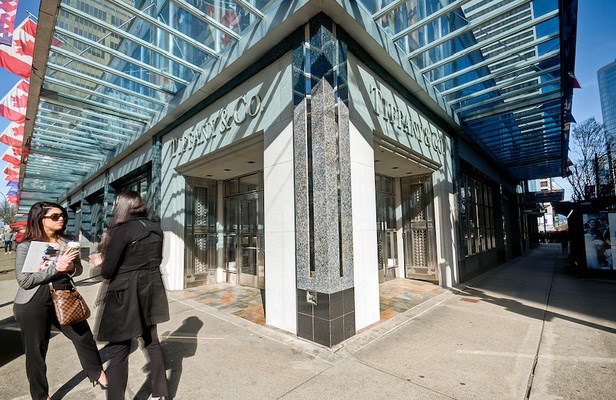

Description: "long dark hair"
98 191 148 256
109 191 148 227
22 202 70 242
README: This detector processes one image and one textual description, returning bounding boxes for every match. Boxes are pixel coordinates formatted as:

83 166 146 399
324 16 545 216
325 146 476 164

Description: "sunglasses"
43 213 64 221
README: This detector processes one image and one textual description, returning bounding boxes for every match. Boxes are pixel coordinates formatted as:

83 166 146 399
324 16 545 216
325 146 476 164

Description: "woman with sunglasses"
13 202 108 400
90 191 169 400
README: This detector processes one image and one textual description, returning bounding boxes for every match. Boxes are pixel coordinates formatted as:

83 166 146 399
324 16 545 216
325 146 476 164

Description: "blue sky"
0 0 614 200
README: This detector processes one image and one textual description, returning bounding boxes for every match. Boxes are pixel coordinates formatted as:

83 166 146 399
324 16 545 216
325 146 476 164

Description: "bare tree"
566 117 609 201
0 199 17 227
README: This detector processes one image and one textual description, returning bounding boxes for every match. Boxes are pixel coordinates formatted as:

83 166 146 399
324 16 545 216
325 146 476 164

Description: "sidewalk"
1 243 615 399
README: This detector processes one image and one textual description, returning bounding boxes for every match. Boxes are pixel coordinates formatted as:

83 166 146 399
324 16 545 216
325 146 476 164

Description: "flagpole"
26 12 38 22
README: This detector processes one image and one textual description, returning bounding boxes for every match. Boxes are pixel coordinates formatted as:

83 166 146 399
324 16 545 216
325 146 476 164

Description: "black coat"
96 217 170 342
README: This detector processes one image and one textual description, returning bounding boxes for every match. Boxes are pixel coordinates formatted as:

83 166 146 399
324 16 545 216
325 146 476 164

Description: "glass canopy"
19 0 575 212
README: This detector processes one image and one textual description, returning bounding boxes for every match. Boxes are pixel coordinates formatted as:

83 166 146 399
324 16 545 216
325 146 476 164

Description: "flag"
0 79 28 123
0 121 23 147
5 180 17 187
0 16 36 79
0 0 18 46
2 145 20 165
4 166 18 179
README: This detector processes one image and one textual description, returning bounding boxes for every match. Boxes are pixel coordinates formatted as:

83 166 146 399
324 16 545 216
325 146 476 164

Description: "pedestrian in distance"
90 191 170 400
4 228 15 253
13 202 108 400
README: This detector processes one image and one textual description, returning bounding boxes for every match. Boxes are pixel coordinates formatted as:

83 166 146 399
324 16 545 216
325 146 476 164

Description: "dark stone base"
297 288 355 347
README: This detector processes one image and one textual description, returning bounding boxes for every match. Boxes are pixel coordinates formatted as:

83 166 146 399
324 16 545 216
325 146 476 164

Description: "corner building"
23 1 577 347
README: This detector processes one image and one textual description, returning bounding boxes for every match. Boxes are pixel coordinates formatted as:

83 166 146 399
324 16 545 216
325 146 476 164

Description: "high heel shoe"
93 380 108 390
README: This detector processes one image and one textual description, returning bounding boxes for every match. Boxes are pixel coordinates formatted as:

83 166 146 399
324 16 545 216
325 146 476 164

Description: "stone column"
293 15 355 347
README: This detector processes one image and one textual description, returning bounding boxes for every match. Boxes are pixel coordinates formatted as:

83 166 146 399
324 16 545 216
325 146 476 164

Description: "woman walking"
91 191 170 400
13 202 107 400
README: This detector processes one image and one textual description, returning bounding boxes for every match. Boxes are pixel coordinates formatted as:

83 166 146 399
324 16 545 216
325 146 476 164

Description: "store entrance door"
401 175 438 282
376 175 398 282
224 175 264 289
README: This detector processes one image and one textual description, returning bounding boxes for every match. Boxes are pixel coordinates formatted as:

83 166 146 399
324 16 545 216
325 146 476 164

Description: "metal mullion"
406 0 531 59
439 50 560 96
20 173 81 181
45 76 160 115
483 128 561 147
31 132 112 151
467 104 561 131
37 108 141 137
39 99 146 130
506 157 562 168
172 0 240 41
478 118 560 141
29 147 106 163
106 0 220 58
40 90 153 122
389 0 473 41
26 164 88 175
55 28 190 86
48 63 167 107
463 91 561 122
34 125 114 147
235 0 265 18
430 33 560 86
493 136 563 153
32 136 110 154
37 115 136 140
420 15 560 74
51 46 173 94
499 147 562 162
455 78 560 114
447 65 560 105
35 122 126 146
60 3 204 73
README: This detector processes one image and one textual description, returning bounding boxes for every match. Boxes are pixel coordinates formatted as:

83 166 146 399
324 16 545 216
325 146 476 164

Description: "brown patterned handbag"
49 279 91 325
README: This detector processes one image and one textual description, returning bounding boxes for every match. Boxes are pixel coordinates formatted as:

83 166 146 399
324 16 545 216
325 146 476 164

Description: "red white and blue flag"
0 1 18 46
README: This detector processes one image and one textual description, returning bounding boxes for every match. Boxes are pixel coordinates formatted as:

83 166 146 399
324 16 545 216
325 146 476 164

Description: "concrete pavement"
0 243 615 399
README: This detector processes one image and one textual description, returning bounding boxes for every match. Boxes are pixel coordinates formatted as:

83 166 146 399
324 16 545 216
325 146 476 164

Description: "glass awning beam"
54 28 191 86
47 63 167 107
501 152 563 165
477 116 560 140
59 3 205 74
420 11 558 74
34 122 126 147
447 66 560 106
26 164 89 175
467 104 562 131
39 99 146 131
31 137 111 155
106 0 220 59
39 89 154 122
404 0 531 58
234 0 265 18
384 0 474 41
44 77 162 116
454 78 560 114
463 91 562 122
430 32 560 86
484 128 561 148
171 0 241 41
29 144 108 162
51 46 176 95
438 50 560 96
36 115 136 139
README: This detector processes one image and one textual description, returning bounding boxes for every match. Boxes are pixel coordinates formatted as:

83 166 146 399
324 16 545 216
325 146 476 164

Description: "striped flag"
0 79 28 123
0 1 18 46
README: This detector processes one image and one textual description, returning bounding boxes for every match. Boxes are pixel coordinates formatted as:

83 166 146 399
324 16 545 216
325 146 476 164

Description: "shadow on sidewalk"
132 316 204 400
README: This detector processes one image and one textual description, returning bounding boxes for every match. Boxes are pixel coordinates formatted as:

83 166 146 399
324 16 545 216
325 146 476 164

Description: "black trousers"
13 285 103 400
105 324 168 400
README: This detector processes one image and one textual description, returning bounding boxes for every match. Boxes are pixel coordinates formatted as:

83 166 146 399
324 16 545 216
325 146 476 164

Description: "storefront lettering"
171 94 262 157
371 85 443 154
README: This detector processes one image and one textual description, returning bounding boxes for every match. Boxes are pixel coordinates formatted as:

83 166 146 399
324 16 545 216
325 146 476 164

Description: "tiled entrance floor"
176 278 446 326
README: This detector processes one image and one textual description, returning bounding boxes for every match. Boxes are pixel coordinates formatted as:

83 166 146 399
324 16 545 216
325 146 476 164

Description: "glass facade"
599 60 616 142
20 0 575 212
460 173 496 257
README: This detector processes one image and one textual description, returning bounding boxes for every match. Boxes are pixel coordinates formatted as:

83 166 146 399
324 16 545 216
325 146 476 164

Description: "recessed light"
224 168 231 171
206 174 212 177
247 161 255 164
375 160 380 162
392 166 399 170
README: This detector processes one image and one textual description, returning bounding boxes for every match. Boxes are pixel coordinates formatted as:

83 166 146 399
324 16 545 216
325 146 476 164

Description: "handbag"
49 279 91 326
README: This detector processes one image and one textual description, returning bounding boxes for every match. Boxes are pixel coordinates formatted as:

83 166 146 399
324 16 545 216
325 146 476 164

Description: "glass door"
224 173 264 289
401 175 437 282
376 175 398 282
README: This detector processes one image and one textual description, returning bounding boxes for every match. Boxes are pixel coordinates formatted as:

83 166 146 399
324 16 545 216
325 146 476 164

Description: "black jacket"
96 217 169 342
